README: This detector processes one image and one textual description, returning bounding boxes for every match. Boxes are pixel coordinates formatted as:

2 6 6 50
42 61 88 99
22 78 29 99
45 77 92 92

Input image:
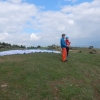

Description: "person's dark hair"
62 34 65 36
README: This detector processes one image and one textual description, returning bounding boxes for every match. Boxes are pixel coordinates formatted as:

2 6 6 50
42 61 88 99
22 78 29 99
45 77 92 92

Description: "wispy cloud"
7 0 22 3
64 0 78 3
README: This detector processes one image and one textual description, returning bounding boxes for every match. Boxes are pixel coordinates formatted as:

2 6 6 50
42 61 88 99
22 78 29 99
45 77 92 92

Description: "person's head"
66 36 69 40
62 34 66 38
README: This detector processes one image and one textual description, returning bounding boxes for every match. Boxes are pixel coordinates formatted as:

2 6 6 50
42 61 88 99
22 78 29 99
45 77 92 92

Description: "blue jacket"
60 38 66 48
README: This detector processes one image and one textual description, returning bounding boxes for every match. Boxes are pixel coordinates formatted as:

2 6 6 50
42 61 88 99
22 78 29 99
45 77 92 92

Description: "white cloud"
68 20 74 24
30 33 41 41
7 0 22 3
60 0 100 39
0 32 8 41
0 1 38 33
0 0 100 47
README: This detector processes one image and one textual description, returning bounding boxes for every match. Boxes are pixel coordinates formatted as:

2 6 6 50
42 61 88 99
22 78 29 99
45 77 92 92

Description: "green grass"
0 49 100 100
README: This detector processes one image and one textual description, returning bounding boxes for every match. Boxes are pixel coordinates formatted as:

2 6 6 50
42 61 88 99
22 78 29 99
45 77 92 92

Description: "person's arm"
66 40 69 47
68 40 71 44
61 39 66 47
66 40 70 47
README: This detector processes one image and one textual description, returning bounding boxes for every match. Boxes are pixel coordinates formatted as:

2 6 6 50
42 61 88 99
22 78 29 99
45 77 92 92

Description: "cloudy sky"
0 0 100 47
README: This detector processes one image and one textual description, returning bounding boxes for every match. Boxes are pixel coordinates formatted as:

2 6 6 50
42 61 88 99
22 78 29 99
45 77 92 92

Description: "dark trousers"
66 47 69 56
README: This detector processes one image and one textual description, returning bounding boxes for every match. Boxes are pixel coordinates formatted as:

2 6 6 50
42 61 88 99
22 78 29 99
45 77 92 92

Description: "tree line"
0 42 42 49
0 42 26 49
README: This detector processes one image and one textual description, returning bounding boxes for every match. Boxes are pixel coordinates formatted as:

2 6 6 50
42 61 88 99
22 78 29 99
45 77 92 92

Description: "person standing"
60 34 67 62
65 37 71 57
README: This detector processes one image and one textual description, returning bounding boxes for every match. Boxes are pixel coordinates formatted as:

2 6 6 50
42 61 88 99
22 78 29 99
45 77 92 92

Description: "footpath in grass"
0 50 100 100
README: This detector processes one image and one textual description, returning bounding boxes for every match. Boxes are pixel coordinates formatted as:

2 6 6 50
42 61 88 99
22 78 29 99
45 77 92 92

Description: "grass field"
0 48 100 100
